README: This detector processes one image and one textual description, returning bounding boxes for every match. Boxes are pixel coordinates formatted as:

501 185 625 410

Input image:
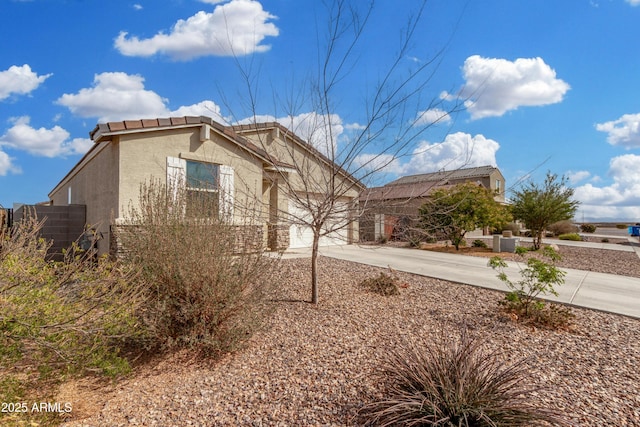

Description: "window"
166 157 234 220
186 160 219 217
495 179 501 192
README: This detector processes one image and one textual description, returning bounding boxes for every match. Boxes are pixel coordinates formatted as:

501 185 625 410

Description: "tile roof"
361 165 500 201
386 165 499 186
88 116 363 189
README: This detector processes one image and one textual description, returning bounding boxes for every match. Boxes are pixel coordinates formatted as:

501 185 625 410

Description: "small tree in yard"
418 183 511 250
229 0 466 304
489 246 573 328
511 172 579 250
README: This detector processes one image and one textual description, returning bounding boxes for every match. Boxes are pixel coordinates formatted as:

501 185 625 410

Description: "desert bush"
616 223 628 229
472 239 488 248
547 220 578 236
601 238 610 243
118 180 276 356
558 233 582 241
0 214 143 425
360 329 566 426
580 223 597 233
0 215 142 376
515 246 530 255
489 246 573 329
360 272 400 296
377 234 388 244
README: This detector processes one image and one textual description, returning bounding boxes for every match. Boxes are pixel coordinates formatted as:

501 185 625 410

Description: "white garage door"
289 200 349 249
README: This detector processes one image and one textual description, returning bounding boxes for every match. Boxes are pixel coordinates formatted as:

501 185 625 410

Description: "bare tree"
227 0 466 303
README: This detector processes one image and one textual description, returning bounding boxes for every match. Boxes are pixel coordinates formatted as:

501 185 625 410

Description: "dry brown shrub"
118 180 277 356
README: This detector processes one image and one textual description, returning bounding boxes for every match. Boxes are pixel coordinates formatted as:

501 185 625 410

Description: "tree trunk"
311 232 320 304
533 231 543 251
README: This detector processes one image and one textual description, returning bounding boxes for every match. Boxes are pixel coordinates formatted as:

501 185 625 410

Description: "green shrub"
0 215 142 377
360 272 400 296
558 233 582 241
489 246 573 329
616 223 628 229
119 180 276 356
0 215 142 426
515 246 530 255
547 220 578 236
472 239 488 248
406 230 424 248
580 223 597 233
360 329 566 426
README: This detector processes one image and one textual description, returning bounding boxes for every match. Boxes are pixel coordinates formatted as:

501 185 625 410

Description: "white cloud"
453 55 570 120
345 122 366 131
133 4 143 10
574 154 640 220
352 153 402 175
238 111 344 156
114 0 279 60
354 132 500 176
169 100 228 123
595 113 640 149
415 108 452 126
68 138 94 154
0 149 21 176
0 116 92 157
567 170 591 184
57 72 169 122
403 132 499 174
57 72 231 124
626 0 640 6
0 64 52 101
286 112 344 156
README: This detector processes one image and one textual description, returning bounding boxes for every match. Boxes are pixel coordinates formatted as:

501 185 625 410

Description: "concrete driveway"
311 244 640 319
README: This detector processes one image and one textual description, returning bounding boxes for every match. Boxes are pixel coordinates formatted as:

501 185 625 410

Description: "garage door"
289 200 349 249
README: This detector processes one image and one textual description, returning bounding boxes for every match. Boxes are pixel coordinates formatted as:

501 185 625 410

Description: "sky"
1 0 639 222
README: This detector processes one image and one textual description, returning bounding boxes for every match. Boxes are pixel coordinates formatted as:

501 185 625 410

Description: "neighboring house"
360 165 505 241
48 116 363 255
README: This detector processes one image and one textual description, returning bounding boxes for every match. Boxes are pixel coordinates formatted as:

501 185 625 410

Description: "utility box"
629 226 640 237
500 237 519 253
493 235 501 252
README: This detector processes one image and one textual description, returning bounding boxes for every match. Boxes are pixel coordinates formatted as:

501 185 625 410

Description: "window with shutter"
166 157 233 220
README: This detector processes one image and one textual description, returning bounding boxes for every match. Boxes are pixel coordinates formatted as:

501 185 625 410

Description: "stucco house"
48 116 364 255
359 165 506 241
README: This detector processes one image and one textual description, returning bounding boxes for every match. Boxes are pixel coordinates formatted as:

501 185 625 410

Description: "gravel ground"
541 245 640 278
473 237 640 278
61 247 640 427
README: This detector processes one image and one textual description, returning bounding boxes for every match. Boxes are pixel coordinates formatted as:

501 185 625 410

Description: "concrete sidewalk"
309 244 640 319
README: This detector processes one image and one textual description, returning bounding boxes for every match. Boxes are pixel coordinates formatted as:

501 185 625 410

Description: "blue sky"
1 0 639 222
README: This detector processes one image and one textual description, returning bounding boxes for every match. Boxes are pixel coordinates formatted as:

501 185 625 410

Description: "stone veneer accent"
267 223 290 251
110 223 266 259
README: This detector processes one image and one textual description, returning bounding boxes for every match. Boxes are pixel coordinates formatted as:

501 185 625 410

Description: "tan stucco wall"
50 122 363 253
240 127 361 244
117 127 266 223
49 141 120 253
240 128 361 200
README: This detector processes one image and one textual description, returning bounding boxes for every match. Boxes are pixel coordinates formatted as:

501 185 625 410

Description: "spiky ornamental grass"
361 330 568 426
